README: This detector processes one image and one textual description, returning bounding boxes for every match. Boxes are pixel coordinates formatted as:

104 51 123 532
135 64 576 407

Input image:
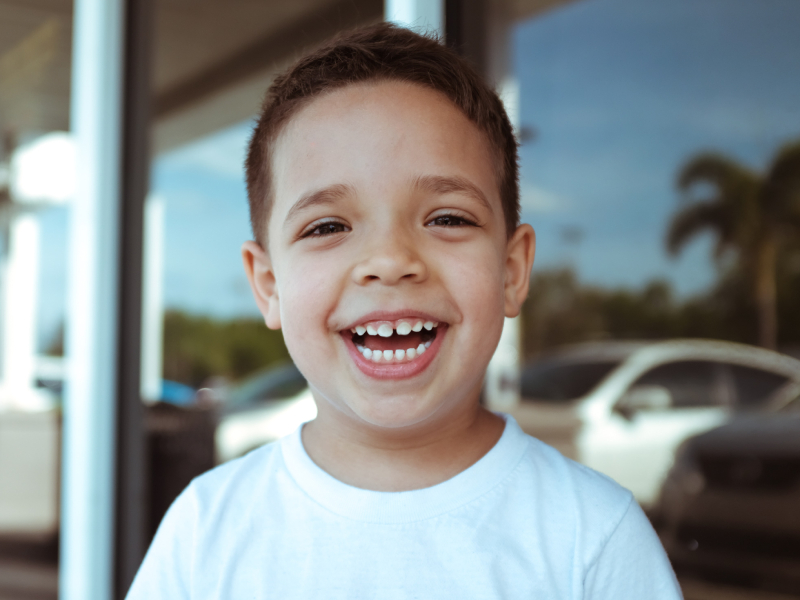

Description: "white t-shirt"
127 414 683 599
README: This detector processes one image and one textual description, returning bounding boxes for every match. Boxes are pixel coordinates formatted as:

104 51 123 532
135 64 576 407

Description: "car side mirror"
616 385 672 420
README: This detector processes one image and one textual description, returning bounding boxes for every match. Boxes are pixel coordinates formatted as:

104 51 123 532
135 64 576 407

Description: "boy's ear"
242 240 282 329
503 224 536 318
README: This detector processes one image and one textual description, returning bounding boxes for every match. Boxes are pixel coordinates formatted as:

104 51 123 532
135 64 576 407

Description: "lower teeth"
356 342 430 362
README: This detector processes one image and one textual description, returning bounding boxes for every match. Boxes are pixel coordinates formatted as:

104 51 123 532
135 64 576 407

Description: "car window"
521 360 620 402
632 360 720 408
728 364 789 409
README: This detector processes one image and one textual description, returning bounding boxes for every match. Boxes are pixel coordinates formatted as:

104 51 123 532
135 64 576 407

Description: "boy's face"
243 80 534 436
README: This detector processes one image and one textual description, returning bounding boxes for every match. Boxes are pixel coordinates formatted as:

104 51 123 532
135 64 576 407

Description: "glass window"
728 364 789 409
521 360 620 401
632 360 720 408
0 0 72 595
143 1 379 555
514 0 800 355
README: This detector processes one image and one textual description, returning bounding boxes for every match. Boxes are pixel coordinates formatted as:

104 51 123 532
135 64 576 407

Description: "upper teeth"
351 319 438 336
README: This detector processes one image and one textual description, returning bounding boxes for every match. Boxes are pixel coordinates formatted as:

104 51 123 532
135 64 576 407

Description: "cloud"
520 183 568 213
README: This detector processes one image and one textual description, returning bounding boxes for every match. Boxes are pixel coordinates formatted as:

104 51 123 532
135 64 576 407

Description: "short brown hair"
245 22 520 245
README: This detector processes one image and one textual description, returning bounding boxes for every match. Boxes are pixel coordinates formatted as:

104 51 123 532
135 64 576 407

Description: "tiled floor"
681 578 800 600
0 559 57 600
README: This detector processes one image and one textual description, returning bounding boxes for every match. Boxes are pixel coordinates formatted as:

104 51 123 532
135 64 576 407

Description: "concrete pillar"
483 0 524 411
140 194 164 403
382 0 523 409
60 0 125 597
0 212 40 409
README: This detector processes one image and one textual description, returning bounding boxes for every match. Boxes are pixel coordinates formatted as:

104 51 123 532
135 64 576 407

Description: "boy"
128 23 682 598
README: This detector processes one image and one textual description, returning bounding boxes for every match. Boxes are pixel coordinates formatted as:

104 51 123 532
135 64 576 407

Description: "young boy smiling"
128 24 682 599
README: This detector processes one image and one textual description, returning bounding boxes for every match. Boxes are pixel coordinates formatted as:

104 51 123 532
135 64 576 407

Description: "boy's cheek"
279 317 336 383
277 265 337 332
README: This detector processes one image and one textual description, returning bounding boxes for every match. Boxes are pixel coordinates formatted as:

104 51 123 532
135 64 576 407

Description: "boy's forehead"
269 81 502 232
276 81 477 157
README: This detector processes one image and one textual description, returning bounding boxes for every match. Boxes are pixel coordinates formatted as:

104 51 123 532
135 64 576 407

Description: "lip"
341 323 447 380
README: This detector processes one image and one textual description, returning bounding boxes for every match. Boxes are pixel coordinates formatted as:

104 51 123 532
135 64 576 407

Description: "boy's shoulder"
517 432 637 543
131 416 680 600
187 438 285 506
522 432 634 515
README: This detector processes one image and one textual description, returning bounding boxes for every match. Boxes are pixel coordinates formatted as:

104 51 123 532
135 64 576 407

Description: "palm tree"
667 140 800 349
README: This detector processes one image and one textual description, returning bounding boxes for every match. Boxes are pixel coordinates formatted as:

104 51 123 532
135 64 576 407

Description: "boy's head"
242 23 535 434
245 22 520 246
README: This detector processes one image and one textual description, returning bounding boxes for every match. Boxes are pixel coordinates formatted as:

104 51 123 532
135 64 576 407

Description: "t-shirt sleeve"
125 484 198 600
583 498 684 599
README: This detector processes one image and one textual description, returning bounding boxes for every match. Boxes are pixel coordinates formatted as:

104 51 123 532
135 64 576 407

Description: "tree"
162 311 290 387
667 140 800 349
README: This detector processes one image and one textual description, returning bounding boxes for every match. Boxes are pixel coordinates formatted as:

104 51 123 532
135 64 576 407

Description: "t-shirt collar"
280 413 530 523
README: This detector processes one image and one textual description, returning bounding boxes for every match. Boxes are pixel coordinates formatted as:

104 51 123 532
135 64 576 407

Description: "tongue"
363 331 426 351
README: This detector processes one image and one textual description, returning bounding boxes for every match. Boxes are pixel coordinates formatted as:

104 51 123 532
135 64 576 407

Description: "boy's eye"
301 220 349 238
427 214 477 228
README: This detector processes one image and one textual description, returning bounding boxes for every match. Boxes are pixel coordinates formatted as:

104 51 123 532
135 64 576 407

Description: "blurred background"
0 0 799 598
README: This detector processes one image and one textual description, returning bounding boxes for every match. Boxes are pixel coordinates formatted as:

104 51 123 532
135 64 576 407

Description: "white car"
215 363 315 463
496 340 800 508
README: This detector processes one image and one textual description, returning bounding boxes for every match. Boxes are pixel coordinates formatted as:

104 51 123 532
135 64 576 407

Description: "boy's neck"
301 400 505 492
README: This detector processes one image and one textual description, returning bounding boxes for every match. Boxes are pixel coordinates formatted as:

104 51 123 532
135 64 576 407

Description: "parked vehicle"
658 390 800 593
215 362 314 463
213 341 800 509
160 380 196 406
498 340 800 507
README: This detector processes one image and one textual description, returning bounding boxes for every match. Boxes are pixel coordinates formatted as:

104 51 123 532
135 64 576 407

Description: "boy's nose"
351 232 428 286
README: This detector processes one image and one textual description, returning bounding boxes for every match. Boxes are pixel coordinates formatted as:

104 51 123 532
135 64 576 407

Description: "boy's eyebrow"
285 183 354 223
413 175 492 212
285 176 491 224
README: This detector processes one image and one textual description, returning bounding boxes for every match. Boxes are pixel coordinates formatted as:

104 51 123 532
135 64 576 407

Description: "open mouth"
347 318 440 364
